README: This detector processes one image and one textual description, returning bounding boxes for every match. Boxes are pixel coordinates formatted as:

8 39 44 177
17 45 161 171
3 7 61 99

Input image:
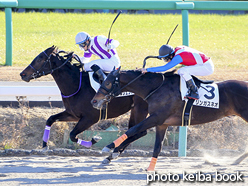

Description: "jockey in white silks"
75 32 121 83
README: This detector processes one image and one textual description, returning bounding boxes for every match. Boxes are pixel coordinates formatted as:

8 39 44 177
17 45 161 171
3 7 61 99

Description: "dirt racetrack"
0 67 248 186
0 152 247 186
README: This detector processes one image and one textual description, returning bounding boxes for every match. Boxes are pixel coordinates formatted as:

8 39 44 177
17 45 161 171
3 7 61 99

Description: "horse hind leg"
147 125 168 171
240 109 248 123
232 152 248 165
231 106 248 164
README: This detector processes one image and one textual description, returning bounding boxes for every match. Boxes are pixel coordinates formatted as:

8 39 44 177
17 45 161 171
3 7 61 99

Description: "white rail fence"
0 86 60 97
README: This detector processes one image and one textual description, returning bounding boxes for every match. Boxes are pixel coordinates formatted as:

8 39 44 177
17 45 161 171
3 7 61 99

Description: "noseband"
29 51 72 79
98 75 121 103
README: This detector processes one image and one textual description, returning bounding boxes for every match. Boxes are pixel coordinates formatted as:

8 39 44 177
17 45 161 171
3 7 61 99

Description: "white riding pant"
177 59 214 81
84 55 121 72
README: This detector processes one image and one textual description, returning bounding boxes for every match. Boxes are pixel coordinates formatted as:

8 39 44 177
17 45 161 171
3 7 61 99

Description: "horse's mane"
52 46 73 57
163 69 178 77
52 47 84 72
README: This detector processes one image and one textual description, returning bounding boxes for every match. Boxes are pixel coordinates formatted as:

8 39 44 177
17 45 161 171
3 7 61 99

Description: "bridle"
29 50 73 79
97 72 122 102
97 71 164 102
28 50 83 99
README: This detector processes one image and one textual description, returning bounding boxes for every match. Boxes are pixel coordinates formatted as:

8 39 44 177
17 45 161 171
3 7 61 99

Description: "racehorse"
20 46 148 163
91 67 248 171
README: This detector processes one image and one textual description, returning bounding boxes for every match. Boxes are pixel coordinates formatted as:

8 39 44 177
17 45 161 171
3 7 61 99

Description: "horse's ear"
54 46 58 53
112 66 115 72
113 66 121 76
117 66 121 73
52 45 56 51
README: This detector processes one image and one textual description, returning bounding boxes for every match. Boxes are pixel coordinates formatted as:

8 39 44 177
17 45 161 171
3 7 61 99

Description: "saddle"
180 76 219 126
192 75 214 87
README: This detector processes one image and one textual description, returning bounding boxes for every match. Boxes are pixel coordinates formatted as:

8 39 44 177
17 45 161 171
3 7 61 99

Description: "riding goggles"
158 50 175 60
162 57 169 63
79 41 87 48
78 36 90 50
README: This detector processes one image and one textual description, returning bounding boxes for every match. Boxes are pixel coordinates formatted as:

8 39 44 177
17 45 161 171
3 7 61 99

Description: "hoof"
146 168 155 172
232 152 248 165
93 136 102 142
102 158 111 164
102 146 111 153
91 136 102 145
42 146 49 151
111 152 120 159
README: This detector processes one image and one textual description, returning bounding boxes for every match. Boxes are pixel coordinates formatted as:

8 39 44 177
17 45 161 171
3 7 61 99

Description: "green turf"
0 12 247 70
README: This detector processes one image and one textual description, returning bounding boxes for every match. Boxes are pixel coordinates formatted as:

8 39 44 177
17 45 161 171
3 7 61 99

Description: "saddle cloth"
180 77 220 109
88 72 134 97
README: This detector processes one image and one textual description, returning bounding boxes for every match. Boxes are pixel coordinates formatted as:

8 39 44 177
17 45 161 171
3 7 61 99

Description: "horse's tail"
226 80 248 122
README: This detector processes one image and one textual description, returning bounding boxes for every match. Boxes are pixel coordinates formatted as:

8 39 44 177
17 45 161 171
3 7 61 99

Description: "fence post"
178 8 190 157
5 7 13 66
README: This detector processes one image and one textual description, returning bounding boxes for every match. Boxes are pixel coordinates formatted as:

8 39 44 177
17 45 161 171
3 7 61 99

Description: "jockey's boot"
91 64 107 84
185 79 199 100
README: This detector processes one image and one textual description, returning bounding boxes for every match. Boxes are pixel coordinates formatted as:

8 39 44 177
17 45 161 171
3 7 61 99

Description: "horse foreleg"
70 117 101 148
43 111 78 149
103 113 164 152
117 130 147 153
103 102 148 163
147 125 168 171
112 99 148 155
103 130 147 164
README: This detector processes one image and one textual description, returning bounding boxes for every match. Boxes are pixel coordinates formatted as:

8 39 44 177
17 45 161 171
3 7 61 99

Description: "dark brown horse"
20 46 148 163
91 67 248 171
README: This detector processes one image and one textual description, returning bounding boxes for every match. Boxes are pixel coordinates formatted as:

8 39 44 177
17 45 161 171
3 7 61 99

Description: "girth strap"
182 99 195 126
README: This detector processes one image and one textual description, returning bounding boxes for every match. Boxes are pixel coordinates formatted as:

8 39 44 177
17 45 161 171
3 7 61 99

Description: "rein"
106 72 165 101
119 73 144 92
143 73 164 101
61 71 82 98
29 50 82 99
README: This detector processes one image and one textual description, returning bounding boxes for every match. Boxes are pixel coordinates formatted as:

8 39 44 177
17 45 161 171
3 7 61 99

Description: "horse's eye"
106 82 110 86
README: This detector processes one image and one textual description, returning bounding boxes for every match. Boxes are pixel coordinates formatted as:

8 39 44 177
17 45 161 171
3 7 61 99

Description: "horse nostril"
20 73 26 77
93 100 97 104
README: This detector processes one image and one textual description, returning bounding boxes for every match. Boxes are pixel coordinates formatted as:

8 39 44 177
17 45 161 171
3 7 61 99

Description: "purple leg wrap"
43 126 51 143
77 139 92 148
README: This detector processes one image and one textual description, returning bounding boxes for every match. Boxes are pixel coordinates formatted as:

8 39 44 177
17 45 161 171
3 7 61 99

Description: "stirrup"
185 92 199 100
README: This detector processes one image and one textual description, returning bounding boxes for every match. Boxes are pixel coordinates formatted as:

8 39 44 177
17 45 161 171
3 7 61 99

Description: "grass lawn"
0 12 247 80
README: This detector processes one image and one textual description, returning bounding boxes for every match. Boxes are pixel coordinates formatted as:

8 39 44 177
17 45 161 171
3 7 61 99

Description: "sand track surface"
0 154 247 186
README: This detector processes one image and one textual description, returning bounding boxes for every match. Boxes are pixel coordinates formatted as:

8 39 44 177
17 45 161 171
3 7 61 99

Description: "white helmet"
75 32 90 44
75 32 91 51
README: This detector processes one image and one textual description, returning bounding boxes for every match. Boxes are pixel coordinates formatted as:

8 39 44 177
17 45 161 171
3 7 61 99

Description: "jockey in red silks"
141 45 214 100
75 32 121 83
